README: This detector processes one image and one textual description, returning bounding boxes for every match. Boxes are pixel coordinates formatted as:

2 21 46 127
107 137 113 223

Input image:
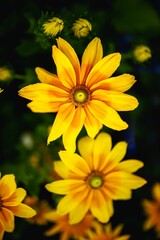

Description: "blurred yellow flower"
0 173 36 239
82 222 130 240
0 88 4 93
72 18 92 38
42 17 64 37
18 37 139 152
142 183 160 237
44 210 96 239
45 132 146 224
133 45 151 62
0 66 12 81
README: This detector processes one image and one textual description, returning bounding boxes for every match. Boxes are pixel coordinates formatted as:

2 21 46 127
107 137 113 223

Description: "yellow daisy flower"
72 18 92 38
44 210 96 239
83 222 130 240
0 173 36 239
45 132 146 224
142 183 160 237
18 37 139 151
43 17 64 37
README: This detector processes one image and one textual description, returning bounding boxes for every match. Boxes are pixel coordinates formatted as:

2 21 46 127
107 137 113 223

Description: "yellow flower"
0 88 4 93
72 18 92 38
0 66 12 81
83 222 130 240
0 173 36 239
42 17 64 37
133 45 151 62
18 37 139 152
142 183 160 237
44 210 96 239
45 132 146 224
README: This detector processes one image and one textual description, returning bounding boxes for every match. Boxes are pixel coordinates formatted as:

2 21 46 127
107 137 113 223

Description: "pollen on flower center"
88 172 104 189
70 85 91 107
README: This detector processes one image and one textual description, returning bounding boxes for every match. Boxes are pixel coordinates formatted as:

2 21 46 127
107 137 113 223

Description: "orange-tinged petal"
88 100 128 131
80 37 103 84
0 230 4 240
47 103 75 144
78 136 94 169
84 105 102 138
56 37 80 83
54 161 69 179
27 101 62 113
91 74 136 92
9 203 36 218
93 132 112 170
0 208 14 232
18 83 68 102
152 183 160 201
86 53 121 88
92 90 139 111
3 188 26 206
0 174 16 200
52 45 76 88
118 160 144 173
35 67 60 85
63 107 86 152
59 151 90 176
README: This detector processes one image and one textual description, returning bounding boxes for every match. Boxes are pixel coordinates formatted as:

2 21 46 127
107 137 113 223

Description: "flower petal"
0 174 16 200
35 67 60 85
59 151 90 176
107 141 128 164
88 100 128 131
78 136 94 169
118 160 144 173
9 203 36 218
27 101 62 113
3 188 26 206
56 37 80 84
84 105 102 138
91 74 136 92
93 132 112 170
62 107 86 152
52 45 76 88
80 37 103 84
47 103 75 144
86 53 121 88
152 183 160 201
54 161 69 179
92 90 139 111
0 208 14 232
18 83 68 102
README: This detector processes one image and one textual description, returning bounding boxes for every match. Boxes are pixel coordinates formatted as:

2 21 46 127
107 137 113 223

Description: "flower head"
0 173 36 238
45 132 146 224
142 183 160 237
72 18 92 38
133 45 151 62
43 17 64 37
44 210 96 240
18 37 139 151
83 222 130 240
0 66 12 81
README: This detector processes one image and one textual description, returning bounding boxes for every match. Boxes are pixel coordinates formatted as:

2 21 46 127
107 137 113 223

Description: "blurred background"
0 0 160 239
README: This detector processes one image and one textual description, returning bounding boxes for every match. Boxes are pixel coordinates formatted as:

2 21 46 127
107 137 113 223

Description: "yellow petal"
56 37 80 84
62 107 86 152
27 101 62 112
91 74 136 92
54 161 69 179
152 183 160 201
3 188 26 206
9 203 36 218
80 37 103 84
59 151 90 176
78 136 94 169
88 100 128 131
86 53 121 88
92 90 139 111
35 67 60 85
52 45 76 88
84 105 102 138
0 208 14 232
107 141 128 164
0 174 16 200
47 103 75 144
93 132 112 170
118 160 144 173
18 83 68 101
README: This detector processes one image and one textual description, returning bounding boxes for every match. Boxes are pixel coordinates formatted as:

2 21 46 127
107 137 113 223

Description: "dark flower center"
70 85 91 107
87 171 104 189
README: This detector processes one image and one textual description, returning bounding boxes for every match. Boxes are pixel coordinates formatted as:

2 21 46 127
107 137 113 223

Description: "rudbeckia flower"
0 173 36 239
142 183 160 237
45 132 146 224
72 18 92 38
18 37 139 151
42 17 64 37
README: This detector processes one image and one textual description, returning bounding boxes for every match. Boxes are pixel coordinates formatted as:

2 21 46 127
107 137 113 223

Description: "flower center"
88 172 104 189
70 85 91 107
